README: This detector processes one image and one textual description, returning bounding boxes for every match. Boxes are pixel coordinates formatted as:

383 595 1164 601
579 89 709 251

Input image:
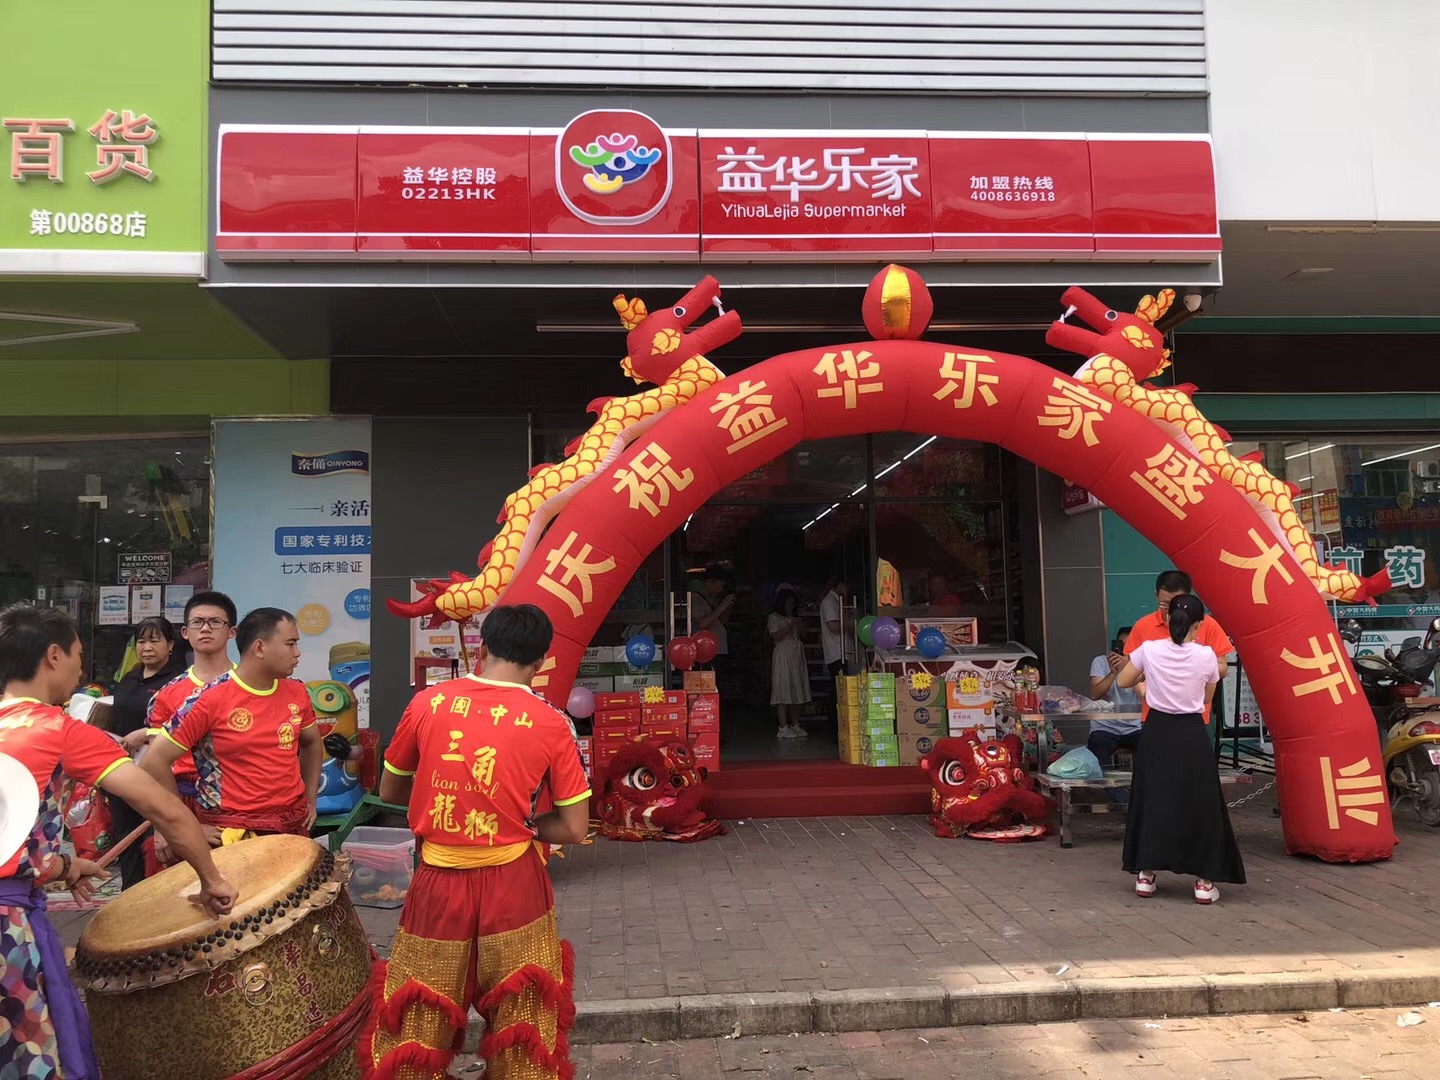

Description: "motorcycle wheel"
1408 751 1440 827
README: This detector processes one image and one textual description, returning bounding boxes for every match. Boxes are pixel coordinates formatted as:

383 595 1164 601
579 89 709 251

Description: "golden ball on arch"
862 264 933 340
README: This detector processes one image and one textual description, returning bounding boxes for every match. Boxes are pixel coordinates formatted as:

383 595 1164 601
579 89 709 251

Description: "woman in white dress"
768 588 812 739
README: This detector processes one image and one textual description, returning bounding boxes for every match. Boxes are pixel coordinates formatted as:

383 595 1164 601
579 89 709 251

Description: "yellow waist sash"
420 839 536 869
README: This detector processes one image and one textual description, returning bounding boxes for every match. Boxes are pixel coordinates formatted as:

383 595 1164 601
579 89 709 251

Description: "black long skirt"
1122 709 1246 884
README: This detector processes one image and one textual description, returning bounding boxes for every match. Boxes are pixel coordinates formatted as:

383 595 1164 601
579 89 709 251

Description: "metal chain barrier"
1227 777 1278 809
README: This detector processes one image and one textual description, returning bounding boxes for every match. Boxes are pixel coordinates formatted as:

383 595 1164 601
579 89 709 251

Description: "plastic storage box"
342 826 416 909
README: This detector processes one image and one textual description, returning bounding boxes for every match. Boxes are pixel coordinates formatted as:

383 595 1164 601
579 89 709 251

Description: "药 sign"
117 552 171 584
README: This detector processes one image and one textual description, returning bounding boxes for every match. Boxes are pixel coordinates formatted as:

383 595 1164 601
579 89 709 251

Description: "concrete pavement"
564 1008 1440 1079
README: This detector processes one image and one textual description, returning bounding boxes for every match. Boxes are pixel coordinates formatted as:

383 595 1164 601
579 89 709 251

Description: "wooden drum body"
74 835 373 1080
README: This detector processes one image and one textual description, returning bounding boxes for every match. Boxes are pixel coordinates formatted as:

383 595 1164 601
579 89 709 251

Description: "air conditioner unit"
1417 461 1440 479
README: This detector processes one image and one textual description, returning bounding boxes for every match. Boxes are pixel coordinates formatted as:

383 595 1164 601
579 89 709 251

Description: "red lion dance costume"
921 734 1055 842
595 738 725 842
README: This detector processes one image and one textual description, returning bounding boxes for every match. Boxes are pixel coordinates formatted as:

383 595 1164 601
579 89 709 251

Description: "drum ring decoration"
312 923 339 961
242 962 275 1006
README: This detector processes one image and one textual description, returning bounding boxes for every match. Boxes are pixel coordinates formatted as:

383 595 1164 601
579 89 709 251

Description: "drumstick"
92 821 152 872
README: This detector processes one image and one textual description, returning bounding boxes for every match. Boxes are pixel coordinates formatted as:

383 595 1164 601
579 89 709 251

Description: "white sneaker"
1135 872 1157 898
789 724 809 738
1194 880 1219 904
777 726 798 739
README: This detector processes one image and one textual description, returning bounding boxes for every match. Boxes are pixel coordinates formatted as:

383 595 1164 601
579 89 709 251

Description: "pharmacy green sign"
0 0 207 273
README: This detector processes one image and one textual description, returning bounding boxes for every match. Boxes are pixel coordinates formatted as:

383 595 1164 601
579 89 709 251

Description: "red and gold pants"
358 845 575 1080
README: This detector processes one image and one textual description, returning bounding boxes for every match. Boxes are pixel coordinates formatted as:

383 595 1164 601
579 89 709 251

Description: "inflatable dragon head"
921 733 1054 842
1045 287 1175 380
594 737 726 843
613 275 743 385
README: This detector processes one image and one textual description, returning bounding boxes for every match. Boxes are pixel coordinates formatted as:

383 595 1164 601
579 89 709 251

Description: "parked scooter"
1340 618 1440 826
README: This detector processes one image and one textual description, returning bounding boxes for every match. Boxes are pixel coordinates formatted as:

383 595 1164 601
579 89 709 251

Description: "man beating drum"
0 602 237 1079
143 607 324 849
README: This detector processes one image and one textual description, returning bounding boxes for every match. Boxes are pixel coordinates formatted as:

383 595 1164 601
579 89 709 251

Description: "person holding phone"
1087 625 1141 766
1115 594 1245 904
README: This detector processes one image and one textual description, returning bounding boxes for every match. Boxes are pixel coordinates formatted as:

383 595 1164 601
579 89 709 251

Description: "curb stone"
507 968 1440 1045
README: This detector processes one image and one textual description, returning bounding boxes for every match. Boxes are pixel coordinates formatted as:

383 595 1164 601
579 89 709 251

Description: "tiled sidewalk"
56 795 1440 1004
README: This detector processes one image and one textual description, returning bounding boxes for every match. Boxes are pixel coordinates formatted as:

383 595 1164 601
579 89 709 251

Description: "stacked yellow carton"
838 673 899 766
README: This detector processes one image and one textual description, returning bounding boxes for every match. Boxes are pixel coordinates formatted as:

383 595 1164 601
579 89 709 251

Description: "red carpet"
702 759 931 819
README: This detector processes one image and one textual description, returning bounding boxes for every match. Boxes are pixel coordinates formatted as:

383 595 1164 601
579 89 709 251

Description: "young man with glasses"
121 591 238 865
1123 570 1232 723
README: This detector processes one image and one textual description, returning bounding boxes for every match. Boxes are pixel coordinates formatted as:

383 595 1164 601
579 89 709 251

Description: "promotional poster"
212 419 373 727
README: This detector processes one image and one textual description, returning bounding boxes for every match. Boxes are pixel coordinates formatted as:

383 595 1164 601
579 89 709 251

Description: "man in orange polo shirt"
142 607 322 841
1124 570 1233 723
359 604 590 1080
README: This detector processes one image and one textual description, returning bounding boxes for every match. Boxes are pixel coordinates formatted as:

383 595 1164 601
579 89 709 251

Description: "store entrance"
674 498 865 762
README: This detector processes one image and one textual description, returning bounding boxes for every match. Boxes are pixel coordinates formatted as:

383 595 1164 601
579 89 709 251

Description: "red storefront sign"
216 116 1218 263
217 127 357 258
696 131 931 259
530 110 699 259
929 135 1093 257
355 129 529 258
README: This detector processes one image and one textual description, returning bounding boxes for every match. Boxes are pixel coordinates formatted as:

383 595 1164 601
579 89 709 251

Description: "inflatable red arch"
487 288 1395 865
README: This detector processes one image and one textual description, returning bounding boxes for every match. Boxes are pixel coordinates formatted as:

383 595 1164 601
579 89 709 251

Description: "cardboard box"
861 671 896 693
852 716 896 738
573 675 614 693
897 675 947 710
683 670 717 693
641 724 687 741
641 707 687 727
574 736 594 777
614 673 665 691
897 731 939 766
896 703 946 739
594 710 641 733
836 675 861 704
595 691 641 711
687 693 720 732
689 732 720 772
863 700 898 722
640 689 686 709
581 646 605 664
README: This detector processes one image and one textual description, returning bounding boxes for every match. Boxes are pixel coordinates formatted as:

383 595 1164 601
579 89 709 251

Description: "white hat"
0 754 40 869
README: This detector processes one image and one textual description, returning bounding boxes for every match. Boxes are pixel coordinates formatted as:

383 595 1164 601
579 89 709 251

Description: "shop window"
0 435 211 685
1229 436 1440 630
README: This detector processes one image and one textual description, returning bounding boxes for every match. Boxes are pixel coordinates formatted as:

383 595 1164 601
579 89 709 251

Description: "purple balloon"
873 616 902 651
567 686 596 719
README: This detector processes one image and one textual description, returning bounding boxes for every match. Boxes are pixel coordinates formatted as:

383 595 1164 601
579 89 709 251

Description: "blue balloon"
626 634 657 668
916 627 947 659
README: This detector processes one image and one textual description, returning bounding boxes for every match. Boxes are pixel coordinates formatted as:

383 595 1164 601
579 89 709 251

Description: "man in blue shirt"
1087 626 1142 766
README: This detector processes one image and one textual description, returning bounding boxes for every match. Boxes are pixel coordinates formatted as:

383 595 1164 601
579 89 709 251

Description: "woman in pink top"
1116 593 1246 904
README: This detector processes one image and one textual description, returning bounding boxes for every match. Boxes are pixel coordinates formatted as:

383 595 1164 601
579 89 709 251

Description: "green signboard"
0 0 207 273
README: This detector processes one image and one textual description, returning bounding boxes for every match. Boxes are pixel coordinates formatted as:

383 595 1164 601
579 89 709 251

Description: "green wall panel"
1 359 328 417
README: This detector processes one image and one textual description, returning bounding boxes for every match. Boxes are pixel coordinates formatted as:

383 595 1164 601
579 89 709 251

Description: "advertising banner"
217 117 1218 264
0 0 207 273
213 419 373 727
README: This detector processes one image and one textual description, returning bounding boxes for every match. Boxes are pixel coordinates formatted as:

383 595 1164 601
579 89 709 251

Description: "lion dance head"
921 734 1055 843
595 738 726 843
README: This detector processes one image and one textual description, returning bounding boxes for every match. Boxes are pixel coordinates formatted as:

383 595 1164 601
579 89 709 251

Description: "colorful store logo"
291 450 370 477
227 708 253 732
568 132 663 195
555 109 672 226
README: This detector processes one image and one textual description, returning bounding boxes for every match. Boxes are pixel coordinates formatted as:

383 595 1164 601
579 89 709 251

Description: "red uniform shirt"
147 666 231 778
0 698 128 880
164 672 316 815
385 675 590 858
1124 611 1234 723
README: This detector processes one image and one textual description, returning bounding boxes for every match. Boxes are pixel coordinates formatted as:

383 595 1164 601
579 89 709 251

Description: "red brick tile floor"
55 792 1440 1001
